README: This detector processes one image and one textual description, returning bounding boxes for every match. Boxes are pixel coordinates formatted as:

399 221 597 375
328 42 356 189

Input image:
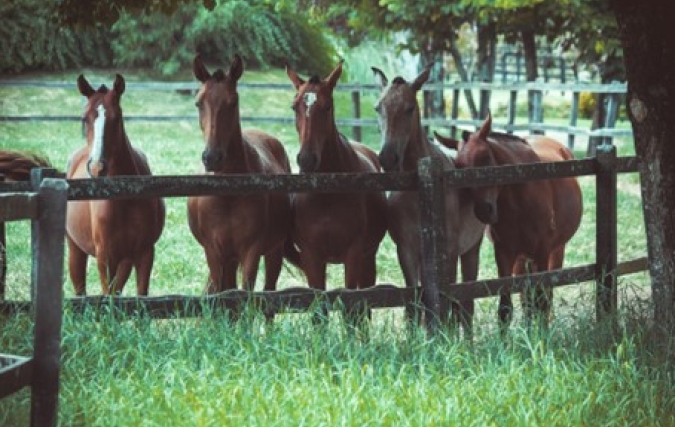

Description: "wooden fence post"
418 157 447 332
568 91 580 150
351 90 361 142
603 94 620 147
30 168 58 303
507 90 518 134
1 173 5 303
529 89 544 135
450 88 460 139
595 145 618 322
31 178 67 427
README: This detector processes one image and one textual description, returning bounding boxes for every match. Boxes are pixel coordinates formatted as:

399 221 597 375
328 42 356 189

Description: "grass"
1 66 669 426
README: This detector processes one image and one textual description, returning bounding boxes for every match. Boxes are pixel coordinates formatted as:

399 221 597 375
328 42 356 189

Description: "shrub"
0 0 113 73
579 91 596 119
111 0 336 76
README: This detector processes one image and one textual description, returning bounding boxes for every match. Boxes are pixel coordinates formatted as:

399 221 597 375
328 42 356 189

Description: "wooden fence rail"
0 145 648 329
0 80 629 149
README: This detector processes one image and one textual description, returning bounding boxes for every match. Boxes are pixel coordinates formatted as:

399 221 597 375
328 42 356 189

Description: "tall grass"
1 67 667 426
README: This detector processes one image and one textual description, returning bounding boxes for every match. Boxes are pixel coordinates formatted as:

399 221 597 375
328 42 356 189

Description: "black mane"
308 75 321 84
392 76 406 85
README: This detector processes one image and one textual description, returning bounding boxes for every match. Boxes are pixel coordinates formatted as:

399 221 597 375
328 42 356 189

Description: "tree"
610 0 674 332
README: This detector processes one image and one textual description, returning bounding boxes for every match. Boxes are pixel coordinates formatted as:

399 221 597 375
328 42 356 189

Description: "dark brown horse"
372 66 485 336
188 54 292 294
286 60 387 305
0 150 56 181
67 74 166 296
434 114 583 333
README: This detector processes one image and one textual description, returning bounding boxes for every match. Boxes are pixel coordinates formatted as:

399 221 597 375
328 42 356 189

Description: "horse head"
78 74 126 178
193 54 243 172
286 60 342 173
371 64 431 172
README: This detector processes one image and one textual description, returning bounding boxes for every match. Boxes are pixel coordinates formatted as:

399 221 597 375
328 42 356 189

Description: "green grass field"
1 67 672 426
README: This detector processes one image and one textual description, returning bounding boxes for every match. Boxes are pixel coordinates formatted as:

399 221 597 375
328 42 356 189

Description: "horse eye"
195 101 202 109
374 105 381 114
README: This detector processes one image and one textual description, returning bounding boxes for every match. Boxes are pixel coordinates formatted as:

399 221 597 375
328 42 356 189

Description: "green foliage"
110 0 336 77
579 91 596 119
0 0 113 73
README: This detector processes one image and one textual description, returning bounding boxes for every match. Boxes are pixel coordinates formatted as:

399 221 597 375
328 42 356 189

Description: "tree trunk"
612 0 675 333
420 49 445 120
476 20 497 119
521 29 539 125
448 42 478 119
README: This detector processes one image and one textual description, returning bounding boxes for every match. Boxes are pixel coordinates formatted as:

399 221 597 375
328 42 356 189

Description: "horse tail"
0 150 55 181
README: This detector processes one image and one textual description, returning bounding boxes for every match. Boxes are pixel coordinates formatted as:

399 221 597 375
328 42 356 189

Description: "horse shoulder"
351 141 381 172
243 129 290 174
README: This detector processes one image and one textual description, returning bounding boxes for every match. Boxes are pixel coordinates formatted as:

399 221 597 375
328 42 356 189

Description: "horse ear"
326 58 344 89
77 75 95 98
478 111 492 139
371 67 388 90
193 54 211 83
113 74 125 96
433 131 459 150
410 63 433 92
286 63 305 90
229 54 244 82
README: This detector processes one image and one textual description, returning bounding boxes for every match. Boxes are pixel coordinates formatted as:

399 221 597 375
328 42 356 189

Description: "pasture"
1 66 673 426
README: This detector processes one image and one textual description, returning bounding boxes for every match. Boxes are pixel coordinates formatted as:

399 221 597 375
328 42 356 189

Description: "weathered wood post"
30 168 58 303
450 88 460 139
568 91 580 150
418 157 447 332
595 145 618 322
31 178 68 427
507 90 518 134
351 90 361 142
1 173 5 303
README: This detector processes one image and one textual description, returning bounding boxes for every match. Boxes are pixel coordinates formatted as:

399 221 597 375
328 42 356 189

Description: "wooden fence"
0 80 628 151
0 145 648 330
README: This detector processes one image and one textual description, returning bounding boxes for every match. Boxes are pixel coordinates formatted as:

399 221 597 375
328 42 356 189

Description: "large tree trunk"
476 20 497 120
521 29 539 127
420 49 445 120
612 0 675 333
448 41 478 119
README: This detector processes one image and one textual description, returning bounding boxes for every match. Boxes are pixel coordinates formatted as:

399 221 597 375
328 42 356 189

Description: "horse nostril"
297 151 317 173
378 149 398 172
202 150 222 171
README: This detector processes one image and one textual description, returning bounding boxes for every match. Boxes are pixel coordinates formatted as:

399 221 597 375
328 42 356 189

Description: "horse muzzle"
202 150 223 172
378 148 400 172
297 151 319 173
86 159 108 177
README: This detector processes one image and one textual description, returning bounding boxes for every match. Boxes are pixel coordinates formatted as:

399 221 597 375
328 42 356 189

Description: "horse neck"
220 121 259 173
103 124 141 175
318 126 359 173
488 137 539 166
400 122 435 171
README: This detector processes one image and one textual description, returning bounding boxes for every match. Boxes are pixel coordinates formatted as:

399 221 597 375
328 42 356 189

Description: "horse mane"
308 75 321 84
392 76 406 85
97 84 108 93
488 131 529 146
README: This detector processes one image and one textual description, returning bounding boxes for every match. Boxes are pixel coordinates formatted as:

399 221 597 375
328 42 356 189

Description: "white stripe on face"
90 104 106 163
303 92 317 117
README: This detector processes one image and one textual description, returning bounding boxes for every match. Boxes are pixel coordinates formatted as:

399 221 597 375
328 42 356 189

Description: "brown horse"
187 54 292 294
0 150 56 181
434 114 583 333
66 74 166 296
286 60 387 309
372 66 485 336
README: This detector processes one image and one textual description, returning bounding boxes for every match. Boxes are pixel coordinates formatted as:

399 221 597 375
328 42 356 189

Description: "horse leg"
241 252 261 292
134 247 155 296
456 239 482 342
203 249 227 294
396 245 421 326
301 252 328 325
110 259 133 295
495 249 517 338
519 256 550 332
343 248 372 331
67 236 88 296
262 248 284 322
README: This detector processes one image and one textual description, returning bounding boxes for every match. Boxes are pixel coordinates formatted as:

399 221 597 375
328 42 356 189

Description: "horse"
0 150 58 181
286 60 388 321
371 66 485 336
187 54 292 297
66 74 166 296
434 114 583 333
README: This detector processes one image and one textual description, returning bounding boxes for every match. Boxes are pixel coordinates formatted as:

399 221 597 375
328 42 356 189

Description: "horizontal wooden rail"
0 259 648 319
0 193 39 222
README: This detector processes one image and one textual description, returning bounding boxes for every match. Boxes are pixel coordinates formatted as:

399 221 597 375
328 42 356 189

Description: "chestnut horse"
286 60 387 312
188 54 292 294
372 66 485 336
0 150 56 181
434 114 583 333
67 74 166 295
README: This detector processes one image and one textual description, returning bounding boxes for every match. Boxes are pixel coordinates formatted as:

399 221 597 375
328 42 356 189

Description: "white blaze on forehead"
303 91 317 117
90 104 106 163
